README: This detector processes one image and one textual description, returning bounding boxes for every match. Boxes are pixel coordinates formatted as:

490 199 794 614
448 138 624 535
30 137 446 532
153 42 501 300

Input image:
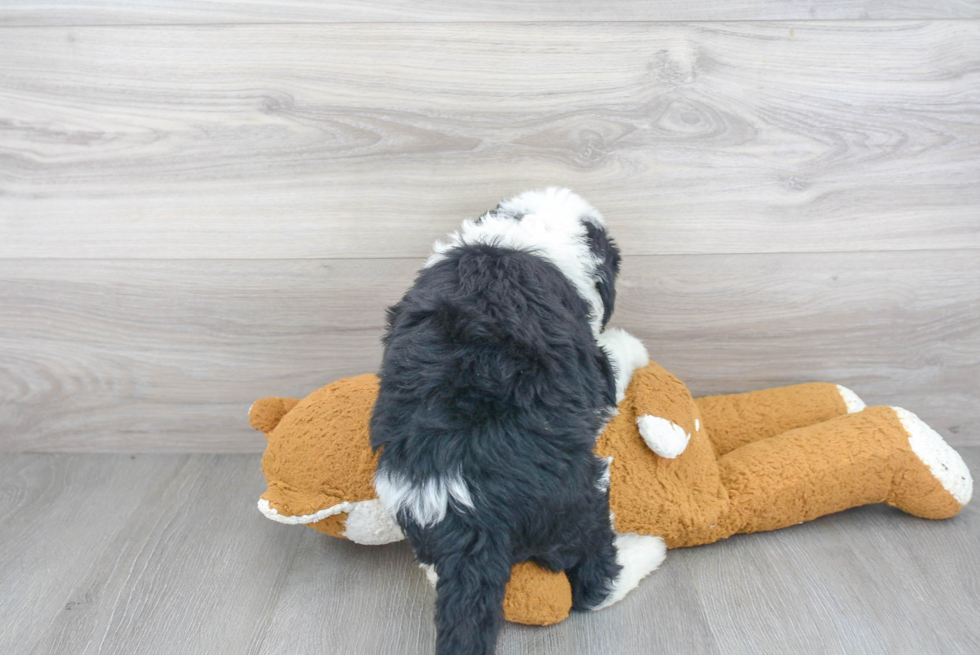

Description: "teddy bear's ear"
248 397 300 434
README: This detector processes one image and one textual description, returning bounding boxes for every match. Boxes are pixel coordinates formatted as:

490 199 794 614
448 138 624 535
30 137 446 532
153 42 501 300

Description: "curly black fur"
371 235 622 655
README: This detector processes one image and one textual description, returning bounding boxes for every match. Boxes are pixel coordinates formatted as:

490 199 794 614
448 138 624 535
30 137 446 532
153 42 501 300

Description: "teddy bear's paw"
597 328 650 403
893 407 972 507
592 533 666 611
637 415 690 459
836 385 867 413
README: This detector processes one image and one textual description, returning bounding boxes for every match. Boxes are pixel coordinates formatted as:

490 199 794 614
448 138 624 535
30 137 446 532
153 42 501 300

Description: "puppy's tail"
432 529 512 655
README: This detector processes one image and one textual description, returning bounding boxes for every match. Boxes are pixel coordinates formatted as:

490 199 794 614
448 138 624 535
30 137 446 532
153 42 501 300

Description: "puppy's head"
474 187 621 331
582 220 621 329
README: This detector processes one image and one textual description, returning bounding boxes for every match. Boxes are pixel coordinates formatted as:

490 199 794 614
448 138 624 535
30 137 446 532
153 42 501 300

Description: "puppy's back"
370 243 615 654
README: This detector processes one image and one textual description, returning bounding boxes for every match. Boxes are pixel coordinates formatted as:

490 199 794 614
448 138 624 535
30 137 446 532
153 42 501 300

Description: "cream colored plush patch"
837 385 867 413
637 415 690 459
258 497 405 545
895 407 973 506
341 499 405 545
257 498 353 525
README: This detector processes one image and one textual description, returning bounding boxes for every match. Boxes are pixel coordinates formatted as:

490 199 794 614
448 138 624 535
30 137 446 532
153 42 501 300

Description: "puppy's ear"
476 201 524 225
584 222 621 328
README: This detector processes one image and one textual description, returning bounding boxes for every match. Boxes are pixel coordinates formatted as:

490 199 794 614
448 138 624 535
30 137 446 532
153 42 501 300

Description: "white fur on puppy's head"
493 187 606 228
425 188 613 336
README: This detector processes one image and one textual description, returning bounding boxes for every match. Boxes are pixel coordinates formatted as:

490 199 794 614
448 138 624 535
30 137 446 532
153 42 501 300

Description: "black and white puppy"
370 188 664 655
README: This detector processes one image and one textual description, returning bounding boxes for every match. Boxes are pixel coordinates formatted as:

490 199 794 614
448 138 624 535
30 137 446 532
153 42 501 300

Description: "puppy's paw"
592 533 666 610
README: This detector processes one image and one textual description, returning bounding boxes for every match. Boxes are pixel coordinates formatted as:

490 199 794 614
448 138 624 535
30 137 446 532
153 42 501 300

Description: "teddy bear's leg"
695 382 865 457
715 406 972 540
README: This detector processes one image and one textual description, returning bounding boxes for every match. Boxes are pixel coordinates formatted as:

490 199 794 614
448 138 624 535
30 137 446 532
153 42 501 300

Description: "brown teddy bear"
251 363 972 625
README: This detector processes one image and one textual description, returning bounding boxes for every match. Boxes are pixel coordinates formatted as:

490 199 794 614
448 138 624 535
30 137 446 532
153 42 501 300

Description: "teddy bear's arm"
695 382 865 457
596 328 650 403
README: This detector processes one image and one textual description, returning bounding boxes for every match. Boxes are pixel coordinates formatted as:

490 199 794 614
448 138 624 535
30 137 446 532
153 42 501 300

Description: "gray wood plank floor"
1 451 977 654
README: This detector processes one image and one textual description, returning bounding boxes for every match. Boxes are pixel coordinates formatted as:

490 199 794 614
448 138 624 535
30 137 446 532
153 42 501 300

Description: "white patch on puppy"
374 468 475 527
425 187 608 336
596 327 650 403
597 456 613 492
637 415 691 459
592 533 667 610
893 407 972 506
420 563 439 588
836 385 867 413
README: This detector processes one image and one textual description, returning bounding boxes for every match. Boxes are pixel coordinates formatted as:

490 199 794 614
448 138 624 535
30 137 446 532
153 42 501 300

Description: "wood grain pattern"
1 452 977 653
1 0 978 25
685 488 980 653
26 455 307 655
1 250 976 452
2 22 978 259
0 454 189 653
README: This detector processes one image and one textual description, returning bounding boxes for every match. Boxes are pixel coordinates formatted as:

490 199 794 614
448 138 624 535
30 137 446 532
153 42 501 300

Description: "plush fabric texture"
252 363 971 626
249 397 300 435
596 364 729 549
309 512 348 538
715 406 966 536
501 562 572 626
695 382 848 456
253 373 380 522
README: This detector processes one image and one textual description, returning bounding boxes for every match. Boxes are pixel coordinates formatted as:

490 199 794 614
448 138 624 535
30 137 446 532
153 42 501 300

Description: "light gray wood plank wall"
1 452 978 654
1 22 978 258
2 1 979 25
1 250 976 451
0 8 977 452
